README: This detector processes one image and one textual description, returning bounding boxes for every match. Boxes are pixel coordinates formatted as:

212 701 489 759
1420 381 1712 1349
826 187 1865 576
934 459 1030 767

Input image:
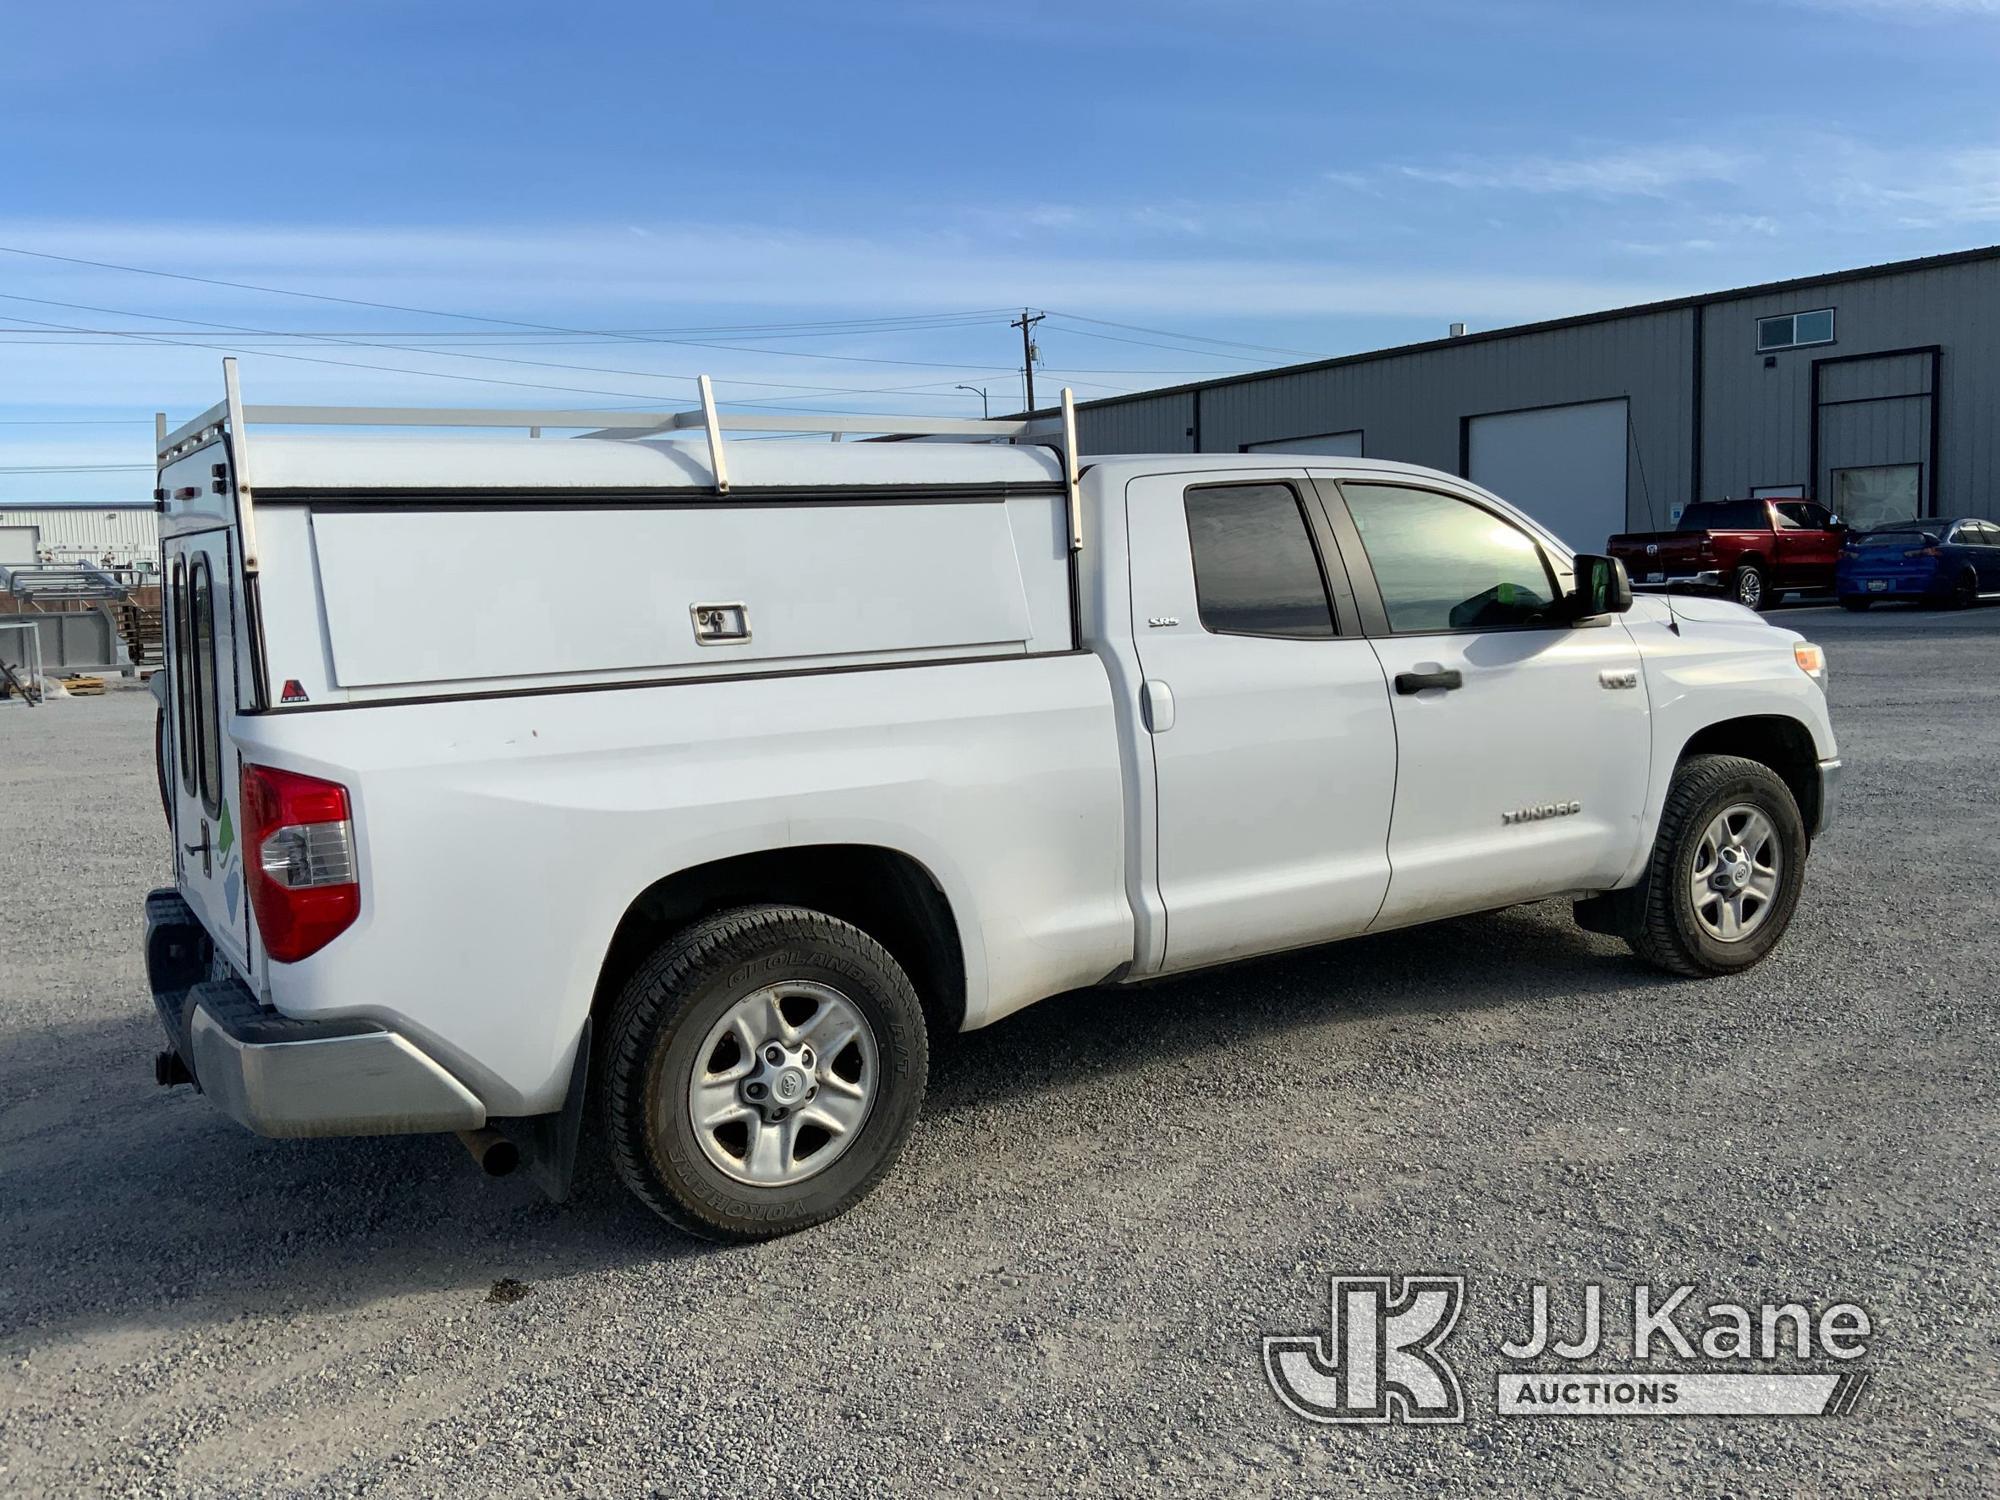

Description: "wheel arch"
1677 714 1821 836
592 844 968 1037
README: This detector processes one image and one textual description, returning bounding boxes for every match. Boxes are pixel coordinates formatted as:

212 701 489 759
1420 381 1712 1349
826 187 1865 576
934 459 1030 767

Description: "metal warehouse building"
0 503 159 572
1069 244 2000 550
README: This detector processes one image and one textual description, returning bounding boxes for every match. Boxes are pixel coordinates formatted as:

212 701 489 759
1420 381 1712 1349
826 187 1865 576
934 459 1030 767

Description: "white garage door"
1243 430 1364 457
0 526 40 565
1466 399 1628 551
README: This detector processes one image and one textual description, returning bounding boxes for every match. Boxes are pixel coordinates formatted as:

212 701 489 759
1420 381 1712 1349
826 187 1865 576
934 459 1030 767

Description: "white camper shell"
144 361 1839 1240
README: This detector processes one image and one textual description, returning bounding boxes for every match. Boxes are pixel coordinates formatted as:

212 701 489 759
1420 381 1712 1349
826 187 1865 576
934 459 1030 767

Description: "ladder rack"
156 360 1086 570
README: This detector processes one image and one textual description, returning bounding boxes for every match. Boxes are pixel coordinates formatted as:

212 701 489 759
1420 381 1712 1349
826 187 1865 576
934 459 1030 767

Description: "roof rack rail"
155 360 1088 573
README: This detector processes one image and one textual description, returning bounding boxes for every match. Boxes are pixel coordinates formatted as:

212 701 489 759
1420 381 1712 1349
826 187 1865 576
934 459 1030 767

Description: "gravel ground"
2 607 1996 1498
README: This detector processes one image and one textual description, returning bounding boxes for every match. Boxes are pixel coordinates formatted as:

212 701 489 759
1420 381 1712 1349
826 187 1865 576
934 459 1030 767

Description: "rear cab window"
1182 482 1336 638
1679 500 1770 531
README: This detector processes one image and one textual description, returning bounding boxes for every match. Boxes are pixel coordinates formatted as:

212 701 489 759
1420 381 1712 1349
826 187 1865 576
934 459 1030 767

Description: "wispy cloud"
1399 144 1753 198
1782 0 2000 18
1829 144 2000 226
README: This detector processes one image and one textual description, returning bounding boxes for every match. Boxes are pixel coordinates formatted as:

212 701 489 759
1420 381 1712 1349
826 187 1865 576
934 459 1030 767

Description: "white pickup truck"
144 364 1838 1240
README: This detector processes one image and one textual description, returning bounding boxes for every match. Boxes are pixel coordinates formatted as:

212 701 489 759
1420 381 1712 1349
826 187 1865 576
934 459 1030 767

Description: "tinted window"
1342 483 1559 633
1679 500 1769 531
1857 530 1932 550
190 556 223 815
1978 524 2000 547
1183 483 1335 638
1800 504 1834 529
1773 502 1812 531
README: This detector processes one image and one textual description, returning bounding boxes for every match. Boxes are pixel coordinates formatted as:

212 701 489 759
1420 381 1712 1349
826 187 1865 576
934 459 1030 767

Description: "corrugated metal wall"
1078 309 1693 533
1698 256 2000 515
0 506 159 566
1072 248 2000 531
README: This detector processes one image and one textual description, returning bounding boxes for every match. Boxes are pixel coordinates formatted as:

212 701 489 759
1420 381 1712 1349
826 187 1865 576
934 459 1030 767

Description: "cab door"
1772 500 1841 589
1317 477 1652 930
164 529 251 969
1125 470 1397 971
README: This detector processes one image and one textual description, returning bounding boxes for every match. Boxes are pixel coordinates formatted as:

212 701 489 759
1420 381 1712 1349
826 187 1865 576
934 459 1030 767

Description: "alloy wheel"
681 981 879 1187
1689 803 1783 942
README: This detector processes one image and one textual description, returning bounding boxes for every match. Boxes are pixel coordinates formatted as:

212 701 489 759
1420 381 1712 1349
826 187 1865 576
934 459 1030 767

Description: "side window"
1800 504 1834 530
1773 502 1811 531
189 556 223 815
1183 482 1336 638
172 555 196 797
1342 483 1561 633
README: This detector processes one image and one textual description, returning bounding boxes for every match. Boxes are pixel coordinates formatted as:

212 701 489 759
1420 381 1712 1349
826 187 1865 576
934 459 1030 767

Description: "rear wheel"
1950 568 1978 610
1838 596 1870 612
1732 563 1767 612
1624 754 1807 977
603 904 928 1241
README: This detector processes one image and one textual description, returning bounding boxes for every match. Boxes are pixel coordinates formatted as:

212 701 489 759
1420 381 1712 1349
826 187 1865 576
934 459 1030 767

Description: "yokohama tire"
1625 754 1809 978
603 904 928 1241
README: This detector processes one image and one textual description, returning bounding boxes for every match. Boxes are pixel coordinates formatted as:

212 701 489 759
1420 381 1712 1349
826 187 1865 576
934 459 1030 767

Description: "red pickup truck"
1606 498 1847 611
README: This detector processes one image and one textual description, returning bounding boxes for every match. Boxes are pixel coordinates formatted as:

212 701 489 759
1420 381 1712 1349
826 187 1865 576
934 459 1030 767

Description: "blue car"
1836 517 2000 611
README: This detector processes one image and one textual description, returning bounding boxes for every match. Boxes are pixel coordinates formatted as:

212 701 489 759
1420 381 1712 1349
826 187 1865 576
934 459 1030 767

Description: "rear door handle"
1394 669 1464 695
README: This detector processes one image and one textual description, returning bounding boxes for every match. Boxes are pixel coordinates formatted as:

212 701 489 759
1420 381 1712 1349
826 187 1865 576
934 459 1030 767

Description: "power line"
1045 310 1324 359
0 244 1027 372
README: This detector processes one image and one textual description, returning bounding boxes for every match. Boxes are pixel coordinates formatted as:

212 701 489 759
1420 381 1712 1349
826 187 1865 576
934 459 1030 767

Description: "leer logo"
1263 1275 1466 1425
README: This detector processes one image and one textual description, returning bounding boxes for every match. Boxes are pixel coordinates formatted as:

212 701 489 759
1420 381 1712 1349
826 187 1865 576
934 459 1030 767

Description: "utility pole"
1011 309 1045 412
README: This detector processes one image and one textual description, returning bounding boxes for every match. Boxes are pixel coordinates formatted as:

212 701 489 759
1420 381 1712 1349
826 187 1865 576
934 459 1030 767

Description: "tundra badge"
1502 801 1581 825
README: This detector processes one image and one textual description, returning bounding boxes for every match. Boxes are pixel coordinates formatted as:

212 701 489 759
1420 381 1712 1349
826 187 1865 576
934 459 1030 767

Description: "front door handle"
1140 679 1176 734
1395 668 1464 695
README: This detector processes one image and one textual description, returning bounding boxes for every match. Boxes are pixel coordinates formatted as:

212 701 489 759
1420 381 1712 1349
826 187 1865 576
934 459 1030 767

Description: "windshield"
1857 530 1933 550
1678 501 1767 531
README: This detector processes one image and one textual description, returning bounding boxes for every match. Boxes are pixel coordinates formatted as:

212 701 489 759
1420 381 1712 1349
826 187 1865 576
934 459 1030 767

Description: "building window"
1757 309 1835 352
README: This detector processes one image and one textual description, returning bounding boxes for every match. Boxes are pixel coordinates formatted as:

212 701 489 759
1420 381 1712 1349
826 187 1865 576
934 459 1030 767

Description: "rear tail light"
240 763 359 962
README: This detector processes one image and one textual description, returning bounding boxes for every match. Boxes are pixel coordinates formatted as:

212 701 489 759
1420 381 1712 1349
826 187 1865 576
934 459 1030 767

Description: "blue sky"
3 0 1998 502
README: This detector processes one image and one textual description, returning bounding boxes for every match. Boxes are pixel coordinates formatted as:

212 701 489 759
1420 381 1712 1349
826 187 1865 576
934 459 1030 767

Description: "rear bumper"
1813 758 1841 837
1628 569 1723 593
145 888 484 1138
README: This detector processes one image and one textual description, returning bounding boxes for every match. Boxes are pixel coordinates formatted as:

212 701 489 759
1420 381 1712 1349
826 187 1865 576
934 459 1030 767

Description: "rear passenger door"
1125 471 1397 971
1319 478 1652 929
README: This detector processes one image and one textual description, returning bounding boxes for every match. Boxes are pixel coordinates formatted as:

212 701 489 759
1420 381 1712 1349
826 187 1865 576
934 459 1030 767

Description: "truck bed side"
234 653 1134 1115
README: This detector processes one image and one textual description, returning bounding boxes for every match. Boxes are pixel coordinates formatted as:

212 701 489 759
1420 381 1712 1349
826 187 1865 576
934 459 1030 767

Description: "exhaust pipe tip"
455 1127 519 1178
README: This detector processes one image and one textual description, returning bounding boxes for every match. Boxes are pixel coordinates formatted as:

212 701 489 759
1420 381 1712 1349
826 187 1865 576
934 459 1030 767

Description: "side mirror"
1567 553 1633 619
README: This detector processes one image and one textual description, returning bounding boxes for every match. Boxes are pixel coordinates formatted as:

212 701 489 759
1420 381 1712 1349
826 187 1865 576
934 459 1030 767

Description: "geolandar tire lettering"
602 904 929 1242
1624 754 1808 978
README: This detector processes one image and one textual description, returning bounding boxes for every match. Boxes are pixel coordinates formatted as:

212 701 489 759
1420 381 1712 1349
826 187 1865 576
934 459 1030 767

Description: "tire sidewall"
1664 767 1806 971
627 918 926 1236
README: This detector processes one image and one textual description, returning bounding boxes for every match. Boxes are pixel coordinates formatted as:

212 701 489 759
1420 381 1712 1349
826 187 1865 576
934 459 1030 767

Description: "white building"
0 503 159 574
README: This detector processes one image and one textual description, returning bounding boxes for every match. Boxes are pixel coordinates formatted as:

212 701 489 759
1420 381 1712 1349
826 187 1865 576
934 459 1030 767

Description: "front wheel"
1732 563 1768 612
603 904 929 1240
1624 754 1808 977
